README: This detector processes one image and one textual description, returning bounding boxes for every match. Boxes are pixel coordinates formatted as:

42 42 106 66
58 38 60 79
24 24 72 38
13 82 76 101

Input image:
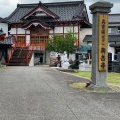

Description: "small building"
5 1 91 65
83 14 120 61
0 17 13 65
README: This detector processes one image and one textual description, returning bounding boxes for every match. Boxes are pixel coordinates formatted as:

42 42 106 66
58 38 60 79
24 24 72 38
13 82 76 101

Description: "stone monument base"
87 84 111 91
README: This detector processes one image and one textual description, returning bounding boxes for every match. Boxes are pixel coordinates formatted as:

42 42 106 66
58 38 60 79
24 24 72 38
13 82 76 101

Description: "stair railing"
7 37 17 64
25 39 46 65
26 42 34 65
16 42 26 63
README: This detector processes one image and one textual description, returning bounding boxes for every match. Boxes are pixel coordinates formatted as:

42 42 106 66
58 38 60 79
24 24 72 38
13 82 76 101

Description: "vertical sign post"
98 15 108 71
89 1 113 90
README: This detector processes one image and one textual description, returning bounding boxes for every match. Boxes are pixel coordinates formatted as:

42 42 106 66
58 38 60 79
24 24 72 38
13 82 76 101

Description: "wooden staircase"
8 47 33 66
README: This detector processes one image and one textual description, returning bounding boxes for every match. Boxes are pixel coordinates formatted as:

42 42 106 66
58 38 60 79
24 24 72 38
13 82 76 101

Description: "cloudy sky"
0 0 119 22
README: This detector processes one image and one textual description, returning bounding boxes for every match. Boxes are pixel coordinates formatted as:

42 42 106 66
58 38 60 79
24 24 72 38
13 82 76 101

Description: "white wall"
54 26 78 33
50 29 54 34
26 35 30 45
0 23 8 36
25 29 30 45
108 27 119 34
108 43 115 61
80 28 92 45
29 53 34 66
10 28 26 34
54 27 63 33
10 28 16 34
26 30 30 34
18 28 25 34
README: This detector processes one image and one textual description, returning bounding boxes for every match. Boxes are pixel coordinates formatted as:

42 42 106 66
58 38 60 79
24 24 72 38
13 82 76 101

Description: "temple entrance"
30 26 49 47
17 36 26 47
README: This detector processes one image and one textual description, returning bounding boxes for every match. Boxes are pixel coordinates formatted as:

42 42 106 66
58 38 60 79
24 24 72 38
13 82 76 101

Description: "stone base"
62 61 70 69
87 84 111 92
79 64 92 71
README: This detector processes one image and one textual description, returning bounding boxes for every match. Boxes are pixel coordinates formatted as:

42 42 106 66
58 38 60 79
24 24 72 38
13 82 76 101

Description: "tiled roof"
21 19 53 29
109 14 120 23
6 1 86 23
0 17 11 24
6 7 34 23
83 35 120 42
83 35 92 42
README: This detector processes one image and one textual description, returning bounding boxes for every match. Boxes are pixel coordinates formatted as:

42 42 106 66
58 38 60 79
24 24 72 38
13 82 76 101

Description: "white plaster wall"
64 26 72 33
10 28 16 34
64 26 78 33
111 28 118 34
10 28 26 34
51 26 78 34
18 28 25 34
0 23 8 36
26 30 30 34
29 53 34 66
108 43 115 61
80 28 92 45
74 26 78 33
108 28 111 33
50 29 54 34
26 35 30 46
54 27 63 33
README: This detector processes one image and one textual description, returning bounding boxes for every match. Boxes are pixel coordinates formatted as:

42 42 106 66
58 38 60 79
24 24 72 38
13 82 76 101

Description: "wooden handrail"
7 38 17 64
26 43 34 65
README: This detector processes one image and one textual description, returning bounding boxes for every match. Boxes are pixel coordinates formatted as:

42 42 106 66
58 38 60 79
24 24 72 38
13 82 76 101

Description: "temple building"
5 0 91 65
0 17 12 65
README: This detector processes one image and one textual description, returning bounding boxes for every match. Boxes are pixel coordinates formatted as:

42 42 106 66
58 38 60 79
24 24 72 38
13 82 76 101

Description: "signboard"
50 52 58 58
98 15 108 71
50 52 58 65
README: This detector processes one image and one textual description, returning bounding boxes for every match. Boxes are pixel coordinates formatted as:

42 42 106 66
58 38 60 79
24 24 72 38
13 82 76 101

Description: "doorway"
34 53 43 65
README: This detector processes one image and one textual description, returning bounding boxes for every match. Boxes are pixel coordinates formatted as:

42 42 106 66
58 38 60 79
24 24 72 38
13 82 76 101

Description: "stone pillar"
89 1 113 90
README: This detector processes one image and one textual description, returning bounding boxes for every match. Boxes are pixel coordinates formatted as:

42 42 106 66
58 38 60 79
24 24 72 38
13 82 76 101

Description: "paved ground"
0 65 120 120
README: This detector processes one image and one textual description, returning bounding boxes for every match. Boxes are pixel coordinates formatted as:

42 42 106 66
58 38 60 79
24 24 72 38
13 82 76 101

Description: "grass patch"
0 65 5 68
70 82 120 93
72 70 120 86
108 73 120 85
69 82 86 90
73 70 91 78
69 82 109 93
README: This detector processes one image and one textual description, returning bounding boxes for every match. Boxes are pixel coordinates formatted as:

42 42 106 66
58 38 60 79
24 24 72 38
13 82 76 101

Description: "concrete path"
0 65 120 120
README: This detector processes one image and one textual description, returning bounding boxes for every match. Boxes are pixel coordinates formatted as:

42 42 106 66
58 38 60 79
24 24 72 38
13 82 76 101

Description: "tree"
45 35 64 53
63 30 77 58
45 30 77 58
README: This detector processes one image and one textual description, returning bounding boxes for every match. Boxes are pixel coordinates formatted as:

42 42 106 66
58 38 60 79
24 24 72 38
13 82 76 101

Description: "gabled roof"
0 17 11 24
21 1 59 20
6 1 89 23
109 14 120 24
83 35 120 42
21 19 52 29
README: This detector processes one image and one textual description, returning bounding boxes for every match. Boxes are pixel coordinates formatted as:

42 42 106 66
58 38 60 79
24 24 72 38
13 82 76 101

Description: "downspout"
78 24 80 49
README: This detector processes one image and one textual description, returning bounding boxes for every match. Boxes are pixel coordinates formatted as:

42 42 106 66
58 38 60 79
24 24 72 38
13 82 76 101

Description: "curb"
51 67 120 88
